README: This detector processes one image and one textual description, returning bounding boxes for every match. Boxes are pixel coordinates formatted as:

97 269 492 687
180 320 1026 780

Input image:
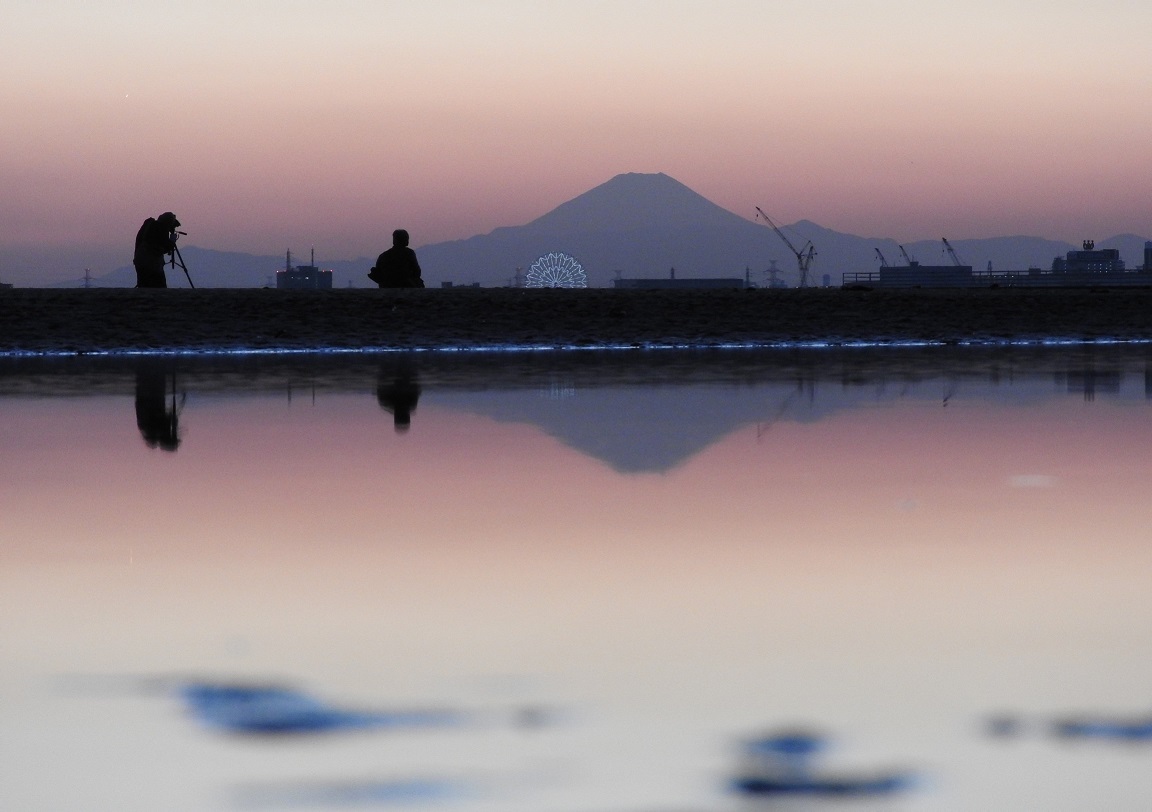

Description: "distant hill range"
71 173 1150 289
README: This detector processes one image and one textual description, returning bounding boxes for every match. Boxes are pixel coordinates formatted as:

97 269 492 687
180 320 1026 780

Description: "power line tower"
82 268 93 288
755 207 816 287
765 259 785 288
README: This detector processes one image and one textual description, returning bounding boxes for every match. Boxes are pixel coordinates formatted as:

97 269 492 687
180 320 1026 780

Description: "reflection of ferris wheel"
525 252 588 288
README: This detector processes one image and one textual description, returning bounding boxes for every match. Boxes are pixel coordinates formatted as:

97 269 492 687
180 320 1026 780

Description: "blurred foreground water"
2 346 1151 811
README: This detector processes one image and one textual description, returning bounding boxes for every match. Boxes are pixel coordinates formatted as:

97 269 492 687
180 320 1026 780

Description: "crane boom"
898 245 916 265
874 248 890 267
941 238 965 267
755 207 817 287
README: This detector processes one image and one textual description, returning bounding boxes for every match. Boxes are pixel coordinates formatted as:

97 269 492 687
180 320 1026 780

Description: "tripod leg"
172 246 195 288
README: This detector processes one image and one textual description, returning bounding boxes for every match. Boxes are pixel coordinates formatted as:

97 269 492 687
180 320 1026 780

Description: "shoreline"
3 287 1152 356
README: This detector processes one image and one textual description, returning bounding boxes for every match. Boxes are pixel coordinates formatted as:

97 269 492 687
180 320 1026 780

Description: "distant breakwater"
3 287 1152 355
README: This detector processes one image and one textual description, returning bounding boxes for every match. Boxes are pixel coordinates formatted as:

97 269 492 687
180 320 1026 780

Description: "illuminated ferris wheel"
525 252 588 288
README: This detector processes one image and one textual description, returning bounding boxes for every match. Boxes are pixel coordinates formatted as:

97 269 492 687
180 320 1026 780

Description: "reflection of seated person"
377 367 421 433
135 368 181 451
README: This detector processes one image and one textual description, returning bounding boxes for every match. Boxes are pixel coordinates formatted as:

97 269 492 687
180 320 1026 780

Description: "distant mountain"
66 172 1149 288
420 172 779 287
422 173 1148 286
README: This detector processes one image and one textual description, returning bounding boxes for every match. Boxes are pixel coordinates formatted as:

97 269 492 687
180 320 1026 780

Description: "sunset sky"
5 377 1152 808
3 1 1150 284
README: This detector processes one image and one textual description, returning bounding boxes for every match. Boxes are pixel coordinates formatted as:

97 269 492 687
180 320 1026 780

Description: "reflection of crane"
755 207 816 288
942 238 965 267
756 378 814 439
942 378 956 407
898 245 916 265
874 248 890 267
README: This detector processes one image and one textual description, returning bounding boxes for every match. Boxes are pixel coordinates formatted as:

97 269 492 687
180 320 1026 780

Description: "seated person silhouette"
133 211 180 288
369 229 425 288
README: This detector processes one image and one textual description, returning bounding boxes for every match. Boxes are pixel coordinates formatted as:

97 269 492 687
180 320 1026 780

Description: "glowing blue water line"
1 336 1151 359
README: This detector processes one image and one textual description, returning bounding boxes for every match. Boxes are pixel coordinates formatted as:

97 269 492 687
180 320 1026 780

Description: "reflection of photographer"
135 365 183 451
133 211 181 288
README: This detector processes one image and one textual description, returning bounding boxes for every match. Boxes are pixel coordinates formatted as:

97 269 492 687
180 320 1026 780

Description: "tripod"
169 243 195 288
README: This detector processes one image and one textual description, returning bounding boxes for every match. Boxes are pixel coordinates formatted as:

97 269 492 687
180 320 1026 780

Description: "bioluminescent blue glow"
4 336 1152 360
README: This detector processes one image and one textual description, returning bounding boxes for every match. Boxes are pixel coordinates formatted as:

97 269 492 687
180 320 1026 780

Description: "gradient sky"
3 1 1151 283
5 383 1152 809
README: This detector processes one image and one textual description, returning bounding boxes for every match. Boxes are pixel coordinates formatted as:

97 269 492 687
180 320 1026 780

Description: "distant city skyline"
3 1 1151 286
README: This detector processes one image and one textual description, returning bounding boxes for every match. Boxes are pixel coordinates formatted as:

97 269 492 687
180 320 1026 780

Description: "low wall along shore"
2 287 1152 355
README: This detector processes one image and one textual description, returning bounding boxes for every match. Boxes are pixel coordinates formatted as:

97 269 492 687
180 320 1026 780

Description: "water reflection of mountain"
436 385 808 473
430 367 1148 473
1 346 1150 470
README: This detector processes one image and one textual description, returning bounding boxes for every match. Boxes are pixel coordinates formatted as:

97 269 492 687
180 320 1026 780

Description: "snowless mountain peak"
524 172 751 235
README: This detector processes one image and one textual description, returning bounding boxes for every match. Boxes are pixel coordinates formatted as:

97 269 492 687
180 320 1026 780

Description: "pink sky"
3 1 1151 284
5 386 1152 808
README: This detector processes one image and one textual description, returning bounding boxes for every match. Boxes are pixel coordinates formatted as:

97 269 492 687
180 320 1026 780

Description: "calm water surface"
2 347 1151 811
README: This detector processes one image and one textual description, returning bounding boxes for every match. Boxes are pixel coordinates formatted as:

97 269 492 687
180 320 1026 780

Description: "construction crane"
942 238 965 267
898 245 916 266
874 248 890 267
755 207 816 288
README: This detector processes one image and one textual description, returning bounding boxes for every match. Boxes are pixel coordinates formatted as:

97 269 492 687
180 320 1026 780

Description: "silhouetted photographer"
368 229 425 288
133 211 192 288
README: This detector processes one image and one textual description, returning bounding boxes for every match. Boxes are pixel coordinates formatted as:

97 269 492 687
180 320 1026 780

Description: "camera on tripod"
167 230 186 254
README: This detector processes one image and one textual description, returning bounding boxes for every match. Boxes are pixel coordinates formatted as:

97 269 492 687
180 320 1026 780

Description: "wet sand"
3 287 1152 355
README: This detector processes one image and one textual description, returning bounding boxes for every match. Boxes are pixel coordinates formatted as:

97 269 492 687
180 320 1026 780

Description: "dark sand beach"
3 287 1152 355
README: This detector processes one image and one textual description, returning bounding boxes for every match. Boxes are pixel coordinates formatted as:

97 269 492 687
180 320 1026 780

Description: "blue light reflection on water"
2 346 1152 811
1 333 1151 360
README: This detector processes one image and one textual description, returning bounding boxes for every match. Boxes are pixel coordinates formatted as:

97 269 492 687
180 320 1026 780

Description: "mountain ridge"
61 172 1149 288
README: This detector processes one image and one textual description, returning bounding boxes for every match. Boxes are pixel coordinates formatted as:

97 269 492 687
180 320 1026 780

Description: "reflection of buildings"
1058 369 1122 401
7 347 1152 467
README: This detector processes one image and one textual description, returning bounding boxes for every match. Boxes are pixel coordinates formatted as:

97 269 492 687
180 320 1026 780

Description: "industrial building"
843 240 1152 289
1051 241 1125 273
613 277 746 290
275 249 333 290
